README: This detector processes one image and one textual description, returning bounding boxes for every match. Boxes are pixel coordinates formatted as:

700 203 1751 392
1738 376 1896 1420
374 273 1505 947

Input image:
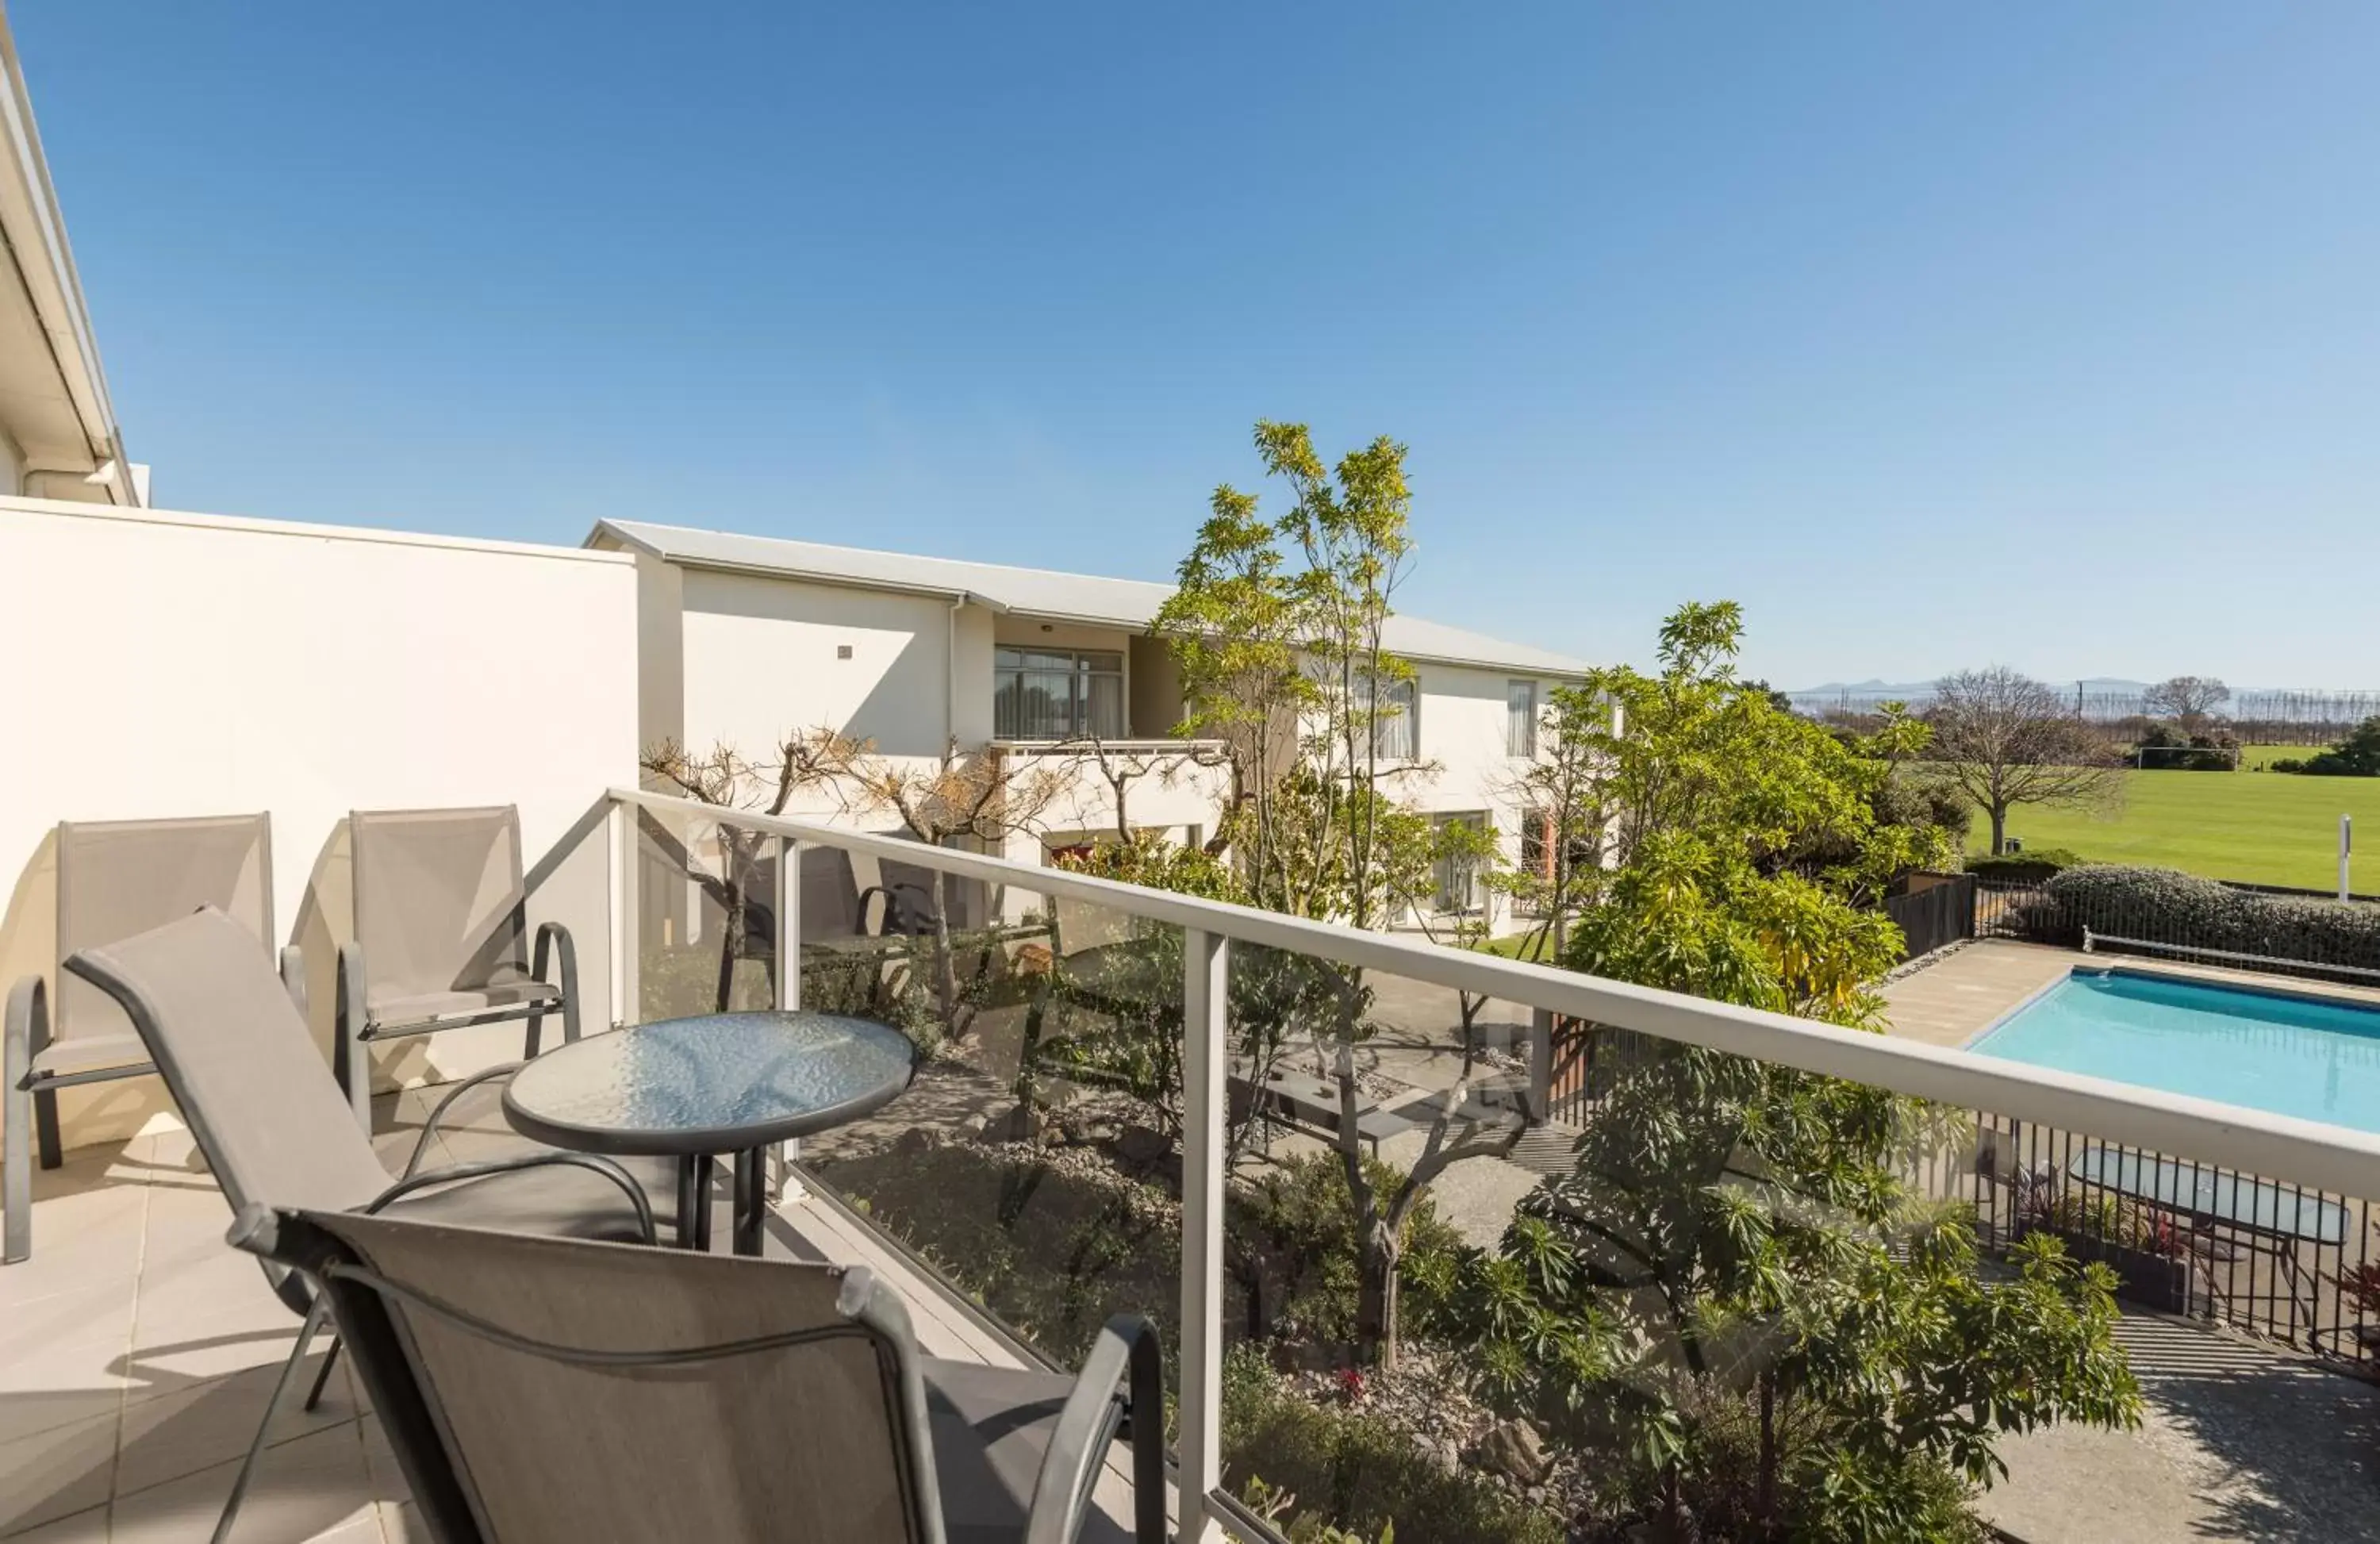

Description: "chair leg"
33 1089 61 1172
213 1300 330 1544
334 951 370 1132
301 1335 343 1413
6 979 44 1263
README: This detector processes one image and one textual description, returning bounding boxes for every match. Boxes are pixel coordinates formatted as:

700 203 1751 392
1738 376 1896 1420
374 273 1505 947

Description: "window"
1507 679 1538 757
1433 812 1488 913
994 647 1124 740
1360 674 1418 760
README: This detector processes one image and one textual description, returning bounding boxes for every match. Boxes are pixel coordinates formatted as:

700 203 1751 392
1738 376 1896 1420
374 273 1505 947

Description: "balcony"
7 789 2380 1541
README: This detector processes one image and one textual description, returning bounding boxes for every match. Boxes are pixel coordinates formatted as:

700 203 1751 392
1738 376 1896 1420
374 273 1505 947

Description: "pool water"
1968 970 2380 1135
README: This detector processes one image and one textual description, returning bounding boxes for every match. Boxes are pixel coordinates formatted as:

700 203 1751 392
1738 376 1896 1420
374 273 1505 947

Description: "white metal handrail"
609 785 2380 1542
609 788 2380 1197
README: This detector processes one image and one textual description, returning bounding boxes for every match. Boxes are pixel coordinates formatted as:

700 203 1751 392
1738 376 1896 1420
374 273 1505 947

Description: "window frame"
1431 810 1490 915
992 645 1127 741
1507 678 1539 758
1361 673 1419 762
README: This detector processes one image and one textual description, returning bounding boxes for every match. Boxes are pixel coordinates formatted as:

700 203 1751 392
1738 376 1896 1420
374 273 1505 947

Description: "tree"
793 729 1069 1025
639 736 819 1012
1410 604 2139 1539
2143 674 2230 732
1494 684 1620 963
1927 667 2122 855
1152 421 1511 1365
2278 714 2380 777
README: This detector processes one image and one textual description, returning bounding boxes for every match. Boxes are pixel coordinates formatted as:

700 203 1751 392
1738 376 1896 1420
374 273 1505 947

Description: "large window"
1360 674 1418 760
1507 679 1538 757
994 647 1124 740
1433 811 1488 913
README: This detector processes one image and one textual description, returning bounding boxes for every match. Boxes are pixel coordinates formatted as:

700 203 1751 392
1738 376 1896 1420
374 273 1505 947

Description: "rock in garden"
1476 1419 1549 1485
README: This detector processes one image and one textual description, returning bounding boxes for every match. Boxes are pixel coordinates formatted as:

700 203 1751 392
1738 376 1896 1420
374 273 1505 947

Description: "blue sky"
17 3 2377 688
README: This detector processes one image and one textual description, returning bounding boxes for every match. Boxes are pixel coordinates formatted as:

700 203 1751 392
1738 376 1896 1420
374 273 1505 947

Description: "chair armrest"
366 1151 658 1246
399 1062 528 1180
5 974 47 1091
279 946 307 1020
1024 1312 1165 1544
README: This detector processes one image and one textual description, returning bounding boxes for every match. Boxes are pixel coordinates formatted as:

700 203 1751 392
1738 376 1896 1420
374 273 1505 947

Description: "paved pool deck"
1885 940 2380 1543
1881 939 2380 1049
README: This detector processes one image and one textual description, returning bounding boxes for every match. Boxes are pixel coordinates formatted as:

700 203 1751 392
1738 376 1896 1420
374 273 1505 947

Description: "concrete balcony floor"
0 1085 1147 1542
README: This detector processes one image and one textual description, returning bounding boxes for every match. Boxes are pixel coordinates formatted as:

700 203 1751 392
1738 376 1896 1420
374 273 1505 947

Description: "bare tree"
1045 732 1232 845
2144 675 2231 732
1927 667 2123 855
794 730 1070 1024
639 736 823 1012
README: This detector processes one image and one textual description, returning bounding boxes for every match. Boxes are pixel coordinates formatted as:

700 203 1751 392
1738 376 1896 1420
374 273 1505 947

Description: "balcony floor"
0 1086 1149 1542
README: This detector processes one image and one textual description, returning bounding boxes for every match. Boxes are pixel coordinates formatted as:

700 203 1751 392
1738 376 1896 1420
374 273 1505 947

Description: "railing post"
1528 1005 1555 1127
611 799 639 1031
774 834 804 1202
1178 927 1227 1542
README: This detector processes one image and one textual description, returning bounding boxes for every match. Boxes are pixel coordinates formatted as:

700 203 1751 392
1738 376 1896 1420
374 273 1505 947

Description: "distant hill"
1787 678 2150 704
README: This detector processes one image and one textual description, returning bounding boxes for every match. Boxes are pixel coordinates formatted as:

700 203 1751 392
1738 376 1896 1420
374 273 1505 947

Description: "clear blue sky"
17 3 2377 689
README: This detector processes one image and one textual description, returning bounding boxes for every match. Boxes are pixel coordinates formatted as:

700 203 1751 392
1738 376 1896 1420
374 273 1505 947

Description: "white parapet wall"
0 496 639 1153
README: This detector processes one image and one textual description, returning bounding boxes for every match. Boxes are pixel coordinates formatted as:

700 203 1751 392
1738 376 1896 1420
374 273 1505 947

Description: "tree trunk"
1354 1231 1401 1369
931 870 960 1031
1989 802 2008 855
715 889 746 1013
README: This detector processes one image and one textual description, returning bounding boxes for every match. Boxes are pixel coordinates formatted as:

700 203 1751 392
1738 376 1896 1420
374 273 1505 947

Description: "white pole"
1177 928 1227 1542
2343 815 2354 903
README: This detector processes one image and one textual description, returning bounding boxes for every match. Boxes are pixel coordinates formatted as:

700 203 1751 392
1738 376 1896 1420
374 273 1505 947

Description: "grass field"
1970 751 2380 889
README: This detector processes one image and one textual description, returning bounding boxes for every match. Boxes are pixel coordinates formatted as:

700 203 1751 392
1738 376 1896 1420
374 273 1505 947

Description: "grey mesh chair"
66 908 677 1544
336 806 579 1127
5 812 294 1263
232 1204 1166 1543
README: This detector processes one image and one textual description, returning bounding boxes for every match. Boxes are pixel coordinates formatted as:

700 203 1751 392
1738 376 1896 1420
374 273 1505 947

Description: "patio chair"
5 812 294 1264
801 844 908 941
336 806 579 1127
65 907 680 1544
230 1203 1168 1543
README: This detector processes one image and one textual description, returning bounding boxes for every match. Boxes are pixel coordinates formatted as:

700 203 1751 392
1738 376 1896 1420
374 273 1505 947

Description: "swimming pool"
1968 970 2380 1135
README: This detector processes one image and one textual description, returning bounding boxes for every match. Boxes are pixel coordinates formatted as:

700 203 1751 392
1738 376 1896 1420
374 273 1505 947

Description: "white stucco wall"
678 570 964 763
0 497 639 1150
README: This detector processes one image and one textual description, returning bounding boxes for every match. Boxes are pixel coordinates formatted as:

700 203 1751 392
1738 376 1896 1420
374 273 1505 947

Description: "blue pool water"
1969 970 2380 1134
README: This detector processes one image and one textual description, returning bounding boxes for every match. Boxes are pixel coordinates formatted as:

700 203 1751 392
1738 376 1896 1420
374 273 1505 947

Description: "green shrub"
2018 865 2380 970
1230 1153 1464 1348
1962 847 2086 882
2270 715 2380 777
1220 1347 1564 1544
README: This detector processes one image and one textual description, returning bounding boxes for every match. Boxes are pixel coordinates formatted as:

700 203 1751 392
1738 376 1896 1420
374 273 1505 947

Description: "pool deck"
1882 939 2380 1049
1887 940 2380 1543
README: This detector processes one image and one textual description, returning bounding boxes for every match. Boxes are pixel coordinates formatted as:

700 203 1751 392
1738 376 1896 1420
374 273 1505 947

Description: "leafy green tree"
1151 421 1519 1364
2285 713 2380 777
1414 602 2139 1540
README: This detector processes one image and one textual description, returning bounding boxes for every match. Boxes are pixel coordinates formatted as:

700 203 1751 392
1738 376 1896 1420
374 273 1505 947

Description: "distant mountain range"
1787 678 2152 701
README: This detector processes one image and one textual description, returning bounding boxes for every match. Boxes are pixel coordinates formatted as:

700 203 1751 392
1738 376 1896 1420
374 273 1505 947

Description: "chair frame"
62 918 657 1544
334 806 581 1128
5 813 296 1263
232 1204 1166 1544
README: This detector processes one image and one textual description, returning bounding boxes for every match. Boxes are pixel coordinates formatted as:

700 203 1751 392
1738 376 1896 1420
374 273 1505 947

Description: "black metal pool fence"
1548 1022 2380 1373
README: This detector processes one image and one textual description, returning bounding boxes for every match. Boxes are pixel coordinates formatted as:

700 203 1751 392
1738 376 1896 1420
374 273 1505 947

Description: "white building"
588 518 1590 925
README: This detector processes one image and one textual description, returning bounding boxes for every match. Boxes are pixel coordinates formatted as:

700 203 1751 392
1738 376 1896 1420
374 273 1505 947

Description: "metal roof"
589 518 1591 677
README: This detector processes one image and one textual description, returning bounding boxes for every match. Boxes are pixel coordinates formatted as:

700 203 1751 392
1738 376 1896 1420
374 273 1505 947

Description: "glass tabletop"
502 1011 917 1157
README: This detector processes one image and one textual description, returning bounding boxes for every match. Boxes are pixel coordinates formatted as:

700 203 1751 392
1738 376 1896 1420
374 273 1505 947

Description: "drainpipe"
947 597 963 749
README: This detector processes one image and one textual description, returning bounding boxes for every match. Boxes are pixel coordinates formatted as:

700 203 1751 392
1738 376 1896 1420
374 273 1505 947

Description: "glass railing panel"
797 870 1192 1396
1213 971 2380 1544
628 800 783 1022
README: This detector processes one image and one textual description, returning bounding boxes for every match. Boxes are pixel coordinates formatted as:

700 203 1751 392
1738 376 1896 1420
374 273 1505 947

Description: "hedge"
2012 865 2380 973
1964 847 2087 883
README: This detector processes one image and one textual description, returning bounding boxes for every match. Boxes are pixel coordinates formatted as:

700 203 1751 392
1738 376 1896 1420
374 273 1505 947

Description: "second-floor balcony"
8 785 2380 1542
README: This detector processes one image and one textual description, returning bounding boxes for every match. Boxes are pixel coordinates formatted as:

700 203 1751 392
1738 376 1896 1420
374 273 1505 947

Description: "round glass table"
502 1010 916 1255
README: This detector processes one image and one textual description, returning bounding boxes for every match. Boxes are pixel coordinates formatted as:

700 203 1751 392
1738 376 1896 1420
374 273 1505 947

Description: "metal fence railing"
1975 875 2380 985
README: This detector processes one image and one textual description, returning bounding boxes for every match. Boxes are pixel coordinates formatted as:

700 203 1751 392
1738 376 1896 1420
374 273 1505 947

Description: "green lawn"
1971 753 2379 889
